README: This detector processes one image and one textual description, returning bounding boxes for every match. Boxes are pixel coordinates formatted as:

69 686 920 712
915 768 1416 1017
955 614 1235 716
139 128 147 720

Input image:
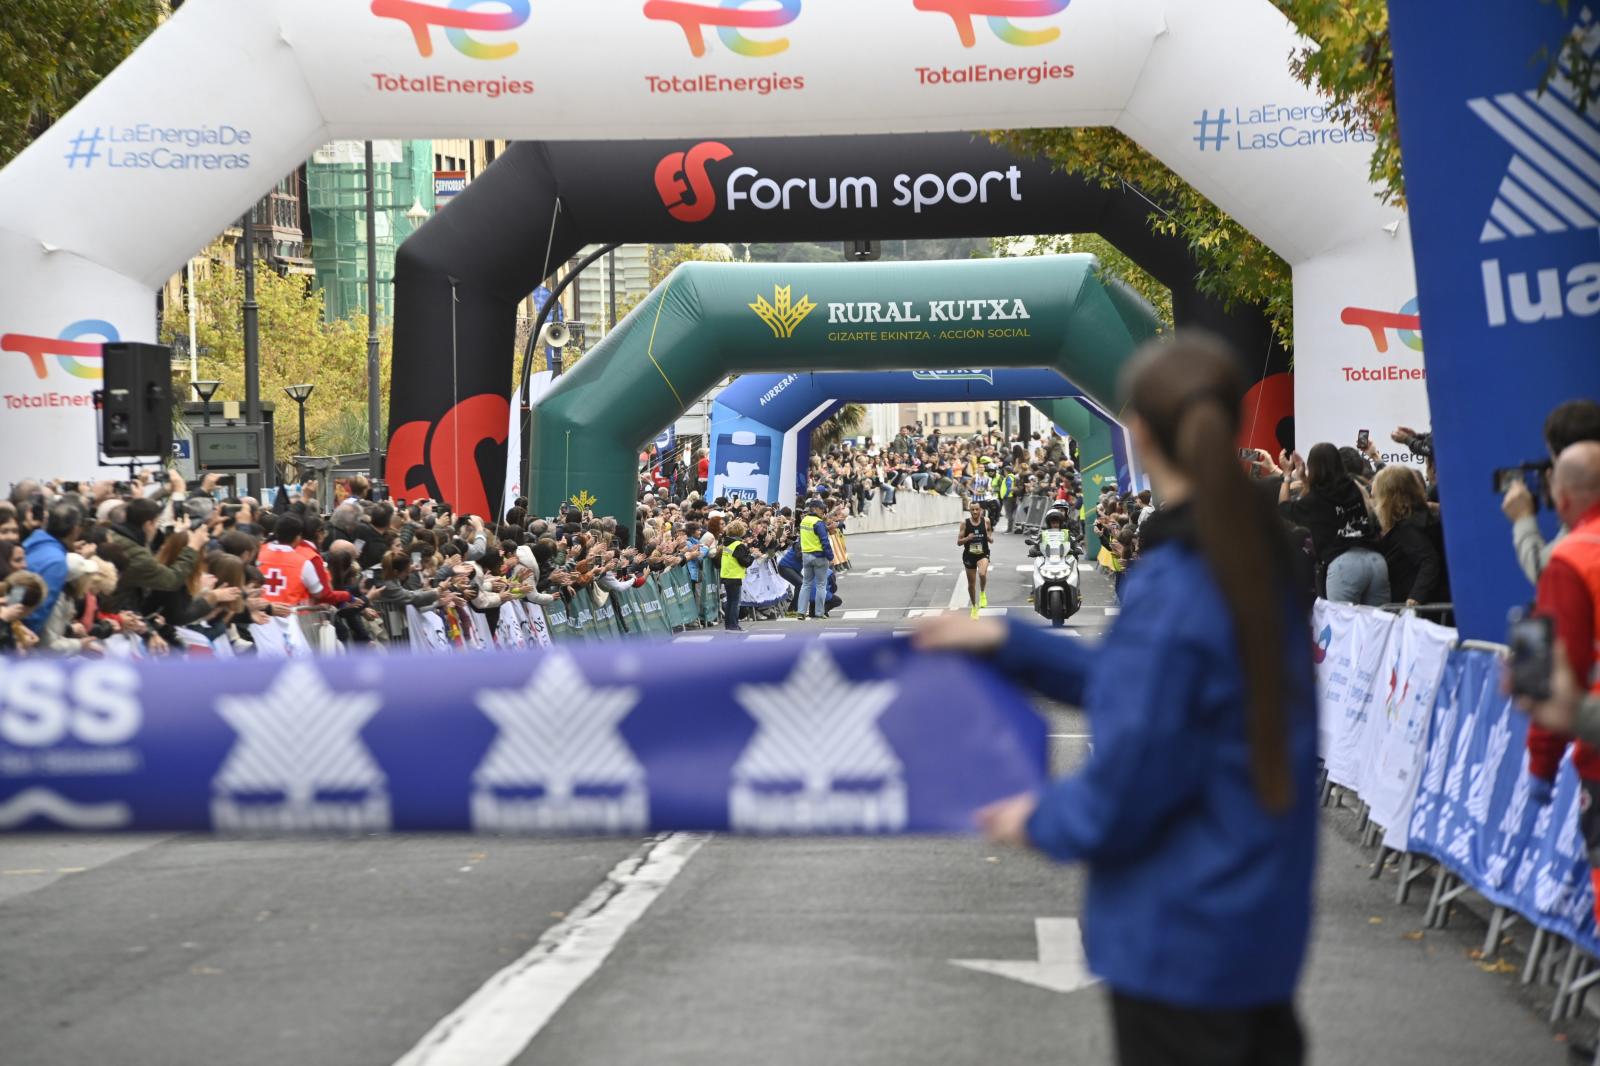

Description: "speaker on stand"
99 341 174 462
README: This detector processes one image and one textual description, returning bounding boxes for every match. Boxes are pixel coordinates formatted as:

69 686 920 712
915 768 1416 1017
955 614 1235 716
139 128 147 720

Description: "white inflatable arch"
0 0 1421 484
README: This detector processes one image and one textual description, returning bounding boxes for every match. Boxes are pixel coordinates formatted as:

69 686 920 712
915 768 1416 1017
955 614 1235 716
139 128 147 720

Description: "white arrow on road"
950 918 1100 994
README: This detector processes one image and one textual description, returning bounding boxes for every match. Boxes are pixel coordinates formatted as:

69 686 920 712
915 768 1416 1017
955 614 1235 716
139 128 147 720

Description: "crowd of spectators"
0 465 860 657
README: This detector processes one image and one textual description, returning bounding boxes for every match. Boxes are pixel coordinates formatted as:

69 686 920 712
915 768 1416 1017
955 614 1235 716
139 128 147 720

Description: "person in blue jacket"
22 501 81 634
918 332 1318 1066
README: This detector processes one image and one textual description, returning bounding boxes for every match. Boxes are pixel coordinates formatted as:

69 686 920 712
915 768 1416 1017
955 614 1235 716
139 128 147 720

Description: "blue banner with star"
0 637 1047 834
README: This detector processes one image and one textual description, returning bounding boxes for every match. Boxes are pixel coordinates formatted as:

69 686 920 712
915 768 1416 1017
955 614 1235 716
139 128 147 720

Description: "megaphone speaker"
538 321 571 349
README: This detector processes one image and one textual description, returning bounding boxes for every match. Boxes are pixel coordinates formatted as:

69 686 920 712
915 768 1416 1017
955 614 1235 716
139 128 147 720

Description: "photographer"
1501 399 1600 584
107 497 209 613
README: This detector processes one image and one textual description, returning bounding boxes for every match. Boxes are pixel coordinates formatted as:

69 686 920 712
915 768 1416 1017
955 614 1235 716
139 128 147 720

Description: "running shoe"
980 591 988 608
969 605 980 619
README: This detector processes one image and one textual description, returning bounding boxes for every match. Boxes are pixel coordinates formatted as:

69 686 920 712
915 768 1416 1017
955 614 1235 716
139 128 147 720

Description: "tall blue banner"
1388 4 1600 639
0 638 1045 835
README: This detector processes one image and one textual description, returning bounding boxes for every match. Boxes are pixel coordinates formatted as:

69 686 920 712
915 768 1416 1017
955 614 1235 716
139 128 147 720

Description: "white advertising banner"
0 0 1418 492
524 601 554 648
1294 231 1432 466
1369 614 1457 850
1324 606 1396 790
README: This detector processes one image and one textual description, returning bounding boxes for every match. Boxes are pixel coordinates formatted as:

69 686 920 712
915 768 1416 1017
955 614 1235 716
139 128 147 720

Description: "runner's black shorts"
962 549 990 570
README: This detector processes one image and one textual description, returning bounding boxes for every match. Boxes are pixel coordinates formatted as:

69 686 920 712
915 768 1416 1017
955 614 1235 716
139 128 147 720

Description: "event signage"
0 637 1046 836
1190 103 1375 154
61 123 252 172
1388 3 1600 639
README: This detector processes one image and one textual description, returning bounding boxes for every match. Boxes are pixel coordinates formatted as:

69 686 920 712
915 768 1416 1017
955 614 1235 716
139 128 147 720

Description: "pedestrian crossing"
842 566 950 578
668 618 1097 644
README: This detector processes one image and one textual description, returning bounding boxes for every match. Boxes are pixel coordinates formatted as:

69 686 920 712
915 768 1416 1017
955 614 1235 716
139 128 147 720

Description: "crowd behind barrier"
1313 599 1600 974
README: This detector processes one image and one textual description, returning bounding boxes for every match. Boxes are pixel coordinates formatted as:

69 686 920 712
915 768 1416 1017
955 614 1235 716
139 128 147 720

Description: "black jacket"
1278 478 1378 566
1380 513 1446 604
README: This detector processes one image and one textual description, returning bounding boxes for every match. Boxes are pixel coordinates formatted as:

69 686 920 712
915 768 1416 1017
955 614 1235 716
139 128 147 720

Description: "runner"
958 500 992 618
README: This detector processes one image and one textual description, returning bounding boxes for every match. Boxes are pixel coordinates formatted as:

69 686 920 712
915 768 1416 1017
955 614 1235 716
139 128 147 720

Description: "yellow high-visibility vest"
721 539 747 580
799 514 825 553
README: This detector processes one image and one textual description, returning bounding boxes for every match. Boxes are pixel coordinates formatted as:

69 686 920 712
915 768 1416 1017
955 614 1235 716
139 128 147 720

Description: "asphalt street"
0 522 1576 1065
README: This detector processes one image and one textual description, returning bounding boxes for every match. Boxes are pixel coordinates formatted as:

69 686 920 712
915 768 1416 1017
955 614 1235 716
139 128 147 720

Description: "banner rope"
644 275 685 409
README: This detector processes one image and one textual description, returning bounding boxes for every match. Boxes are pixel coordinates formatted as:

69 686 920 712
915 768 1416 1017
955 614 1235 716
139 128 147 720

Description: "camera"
1493 460 1552 506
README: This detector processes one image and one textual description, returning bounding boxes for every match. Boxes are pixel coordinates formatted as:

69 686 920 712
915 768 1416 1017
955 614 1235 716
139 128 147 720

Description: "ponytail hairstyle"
1121 332 1297 813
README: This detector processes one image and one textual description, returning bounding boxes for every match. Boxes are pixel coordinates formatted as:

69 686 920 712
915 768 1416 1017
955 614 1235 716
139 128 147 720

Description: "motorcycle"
1032 534 1081 628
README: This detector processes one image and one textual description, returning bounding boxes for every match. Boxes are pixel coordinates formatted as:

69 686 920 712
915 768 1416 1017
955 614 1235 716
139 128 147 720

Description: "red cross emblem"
260 568 288 597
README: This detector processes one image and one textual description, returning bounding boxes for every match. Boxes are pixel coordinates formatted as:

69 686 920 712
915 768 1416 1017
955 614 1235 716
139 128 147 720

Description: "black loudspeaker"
101 342 173 458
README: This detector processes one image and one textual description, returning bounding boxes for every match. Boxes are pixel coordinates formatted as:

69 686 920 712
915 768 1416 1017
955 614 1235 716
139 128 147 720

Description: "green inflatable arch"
529 255 1160 517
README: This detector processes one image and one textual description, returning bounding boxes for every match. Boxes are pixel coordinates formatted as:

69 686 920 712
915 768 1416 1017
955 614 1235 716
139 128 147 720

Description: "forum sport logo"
371 0 532 59
655 141 735 223
1340 298 1423 354
644 0 801 58
914 0 1070 48
1 319 116 380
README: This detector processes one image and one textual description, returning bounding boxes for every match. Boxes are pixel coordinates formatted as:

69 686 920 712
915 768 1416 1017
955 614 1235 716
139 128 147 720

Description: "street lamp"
405 200 429 226
283 383 315 456
192 380 222 427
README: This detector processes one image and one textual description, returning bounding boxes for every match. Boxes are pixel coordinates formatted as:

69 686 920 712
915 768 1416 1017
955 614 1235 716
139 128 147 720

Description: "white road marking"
950 918 1099 995
745 633 786 642
393 833 708 1066
841 610 879 621
915 566 946 574
978 608 1008 618
866 567 896 576
818 630 859 640
1102 607 1121 616
1048 734 1092 739
907 608 946 618
672 635 714 644
1016 564 1035 573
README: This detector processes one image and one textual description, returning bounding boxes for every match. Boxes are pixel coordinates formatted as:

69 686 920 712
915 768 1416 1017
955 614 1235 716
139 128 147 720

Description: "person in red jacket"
1525 442 1600 906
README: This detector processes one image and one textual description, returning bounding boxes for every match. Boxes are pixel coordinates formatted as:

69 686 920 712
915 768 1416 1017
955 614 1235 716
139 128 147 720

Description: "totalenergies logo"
655 141 735 223
643 0 801 58
1 319 117 380
1340 297 1423 354
914 0 1071 48
371 0 532 60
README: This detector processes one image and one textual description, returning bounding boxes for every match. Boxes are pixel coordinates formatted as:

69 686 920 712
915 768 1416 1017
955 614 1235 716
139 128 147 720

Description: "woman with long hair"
917 332 1318 1066
1277 441 1389 605
1371 465 1446 608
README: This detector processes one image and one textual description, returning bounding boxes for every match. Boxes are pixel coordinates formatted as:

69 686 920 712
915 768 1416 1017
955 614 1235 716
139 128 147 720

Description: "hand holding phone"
1507 609 1554 701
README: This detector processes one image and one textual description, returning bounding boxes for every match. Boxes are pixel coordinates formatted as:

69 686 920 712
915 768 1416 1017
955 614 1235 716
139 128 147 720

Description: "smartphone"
6 585 27 606
1356 429 1370 450
1507 609 1554 701
1238 448 1256 461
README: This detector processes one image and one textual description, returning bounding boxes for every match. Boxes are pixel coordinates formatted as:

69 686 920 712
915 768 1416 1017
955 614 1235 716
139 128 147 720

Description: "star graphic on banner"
212 663 385 805
732 645 901 792
473 652 643 801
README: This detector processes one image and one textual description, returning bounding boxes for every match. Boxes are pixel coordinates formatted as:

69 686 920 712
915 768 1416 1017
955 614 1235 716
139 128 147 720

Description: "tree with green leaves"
161 251 392 464
0 0 166 167
810 403 868 453
990 129 1295 349
991 233 1173 327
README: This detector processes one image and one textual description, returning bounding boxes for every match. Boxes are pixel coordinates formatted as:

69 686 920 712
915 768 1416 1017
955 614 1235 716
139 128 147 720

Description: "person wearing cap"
797 497 835 620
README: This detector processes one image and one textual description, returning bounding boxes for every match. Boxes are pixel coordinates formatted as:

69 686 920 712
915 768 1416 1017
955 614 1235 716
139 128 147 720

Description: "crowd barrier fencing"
1313 599 1600 1022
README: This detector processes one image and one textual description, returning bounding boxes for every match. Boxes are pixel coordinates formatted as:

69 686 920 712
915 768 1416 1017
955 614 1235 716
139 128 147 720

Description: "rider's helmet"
1044 506 1067 529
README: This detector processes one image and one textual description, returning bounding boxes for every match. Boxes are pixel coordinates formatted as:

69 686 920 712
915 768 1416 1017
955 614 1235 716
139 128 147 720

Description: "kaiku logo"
655 141 735 223
371 0 532 59
914 0 1069 48
1341 298 1423 354
644 0 801 58
1 319 116 380
1313 624 1332 665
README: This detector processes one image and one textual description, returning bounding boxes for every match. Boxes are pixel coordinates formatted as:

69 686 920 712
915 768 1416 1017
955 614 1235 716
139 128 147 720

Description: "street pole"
607 246 617 336
297 403 308 458
241 209 262 496
365 141 382 482
185 259 199 382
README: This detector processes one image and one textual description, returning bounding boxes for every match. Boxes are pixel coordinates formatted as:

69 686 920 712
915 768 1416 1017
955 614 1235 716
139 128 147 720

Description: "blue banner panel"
0 638 1046 836
1388 5 1600 639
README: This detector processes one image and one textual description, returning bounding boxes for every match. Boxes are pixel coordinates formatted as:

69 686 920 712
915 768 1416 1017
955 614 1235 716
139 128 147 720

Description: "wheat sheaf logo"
750 285 817 339
569 490 598 510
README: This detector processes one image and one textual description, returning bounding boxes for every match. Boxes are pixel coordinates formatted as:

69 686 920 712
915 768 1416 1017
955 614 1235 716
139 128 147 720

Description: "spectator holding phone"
1274 443 1387 605
107 497 208 613
1372 467 1447 608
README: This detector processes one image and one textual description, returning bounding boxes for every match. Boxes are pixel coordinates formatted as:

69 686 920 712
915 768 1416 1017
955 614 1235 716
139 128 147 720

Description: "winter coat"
997 508 1318 1008
106 526 198 613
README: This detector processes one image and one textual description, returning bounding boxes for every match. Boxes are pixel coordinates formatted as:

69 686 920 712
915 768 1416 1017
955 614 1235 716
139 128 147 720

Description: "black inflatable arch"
386 133 1289 518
